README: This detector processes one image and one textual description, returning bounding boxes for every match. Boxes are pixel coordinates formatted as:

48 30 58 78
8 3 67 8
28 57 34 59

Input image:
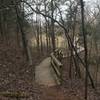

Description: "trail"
35 57 60 86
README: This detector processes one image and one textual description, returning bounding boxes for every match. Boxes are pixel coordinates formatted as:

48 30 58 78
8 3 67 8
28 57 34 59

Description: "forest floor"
0 40 100 100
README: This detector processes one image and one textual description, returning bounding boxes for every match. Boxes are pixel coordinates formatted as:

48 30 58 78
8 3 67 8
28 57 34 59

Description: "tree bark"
51 0 56 51
80 0 88 99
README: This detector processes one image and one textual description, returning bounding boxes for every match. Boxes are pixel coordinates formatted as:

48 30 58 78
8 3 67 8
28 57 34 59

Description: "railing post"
50 50 63 85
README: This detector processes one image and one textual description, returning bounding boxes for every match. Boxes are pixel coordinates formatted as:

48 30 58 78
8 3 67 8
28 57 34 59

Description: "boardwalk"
35 37 84 87
35 57 60 86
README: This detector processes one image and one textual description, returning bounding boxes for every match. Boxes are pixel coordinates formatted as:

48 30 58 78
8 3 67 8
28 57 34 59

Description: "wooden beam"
50 53 62 68
51 60 61 76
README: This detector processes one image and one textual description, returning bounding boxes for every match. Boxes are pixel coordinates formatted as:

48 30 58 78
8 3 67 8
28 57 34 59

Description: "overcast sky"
84 0 97 5
25 0 99 22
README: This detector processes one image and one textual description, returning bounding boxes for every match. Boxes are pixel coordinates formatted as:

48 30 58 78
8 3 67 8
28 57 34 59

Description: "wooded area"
0 0 100 100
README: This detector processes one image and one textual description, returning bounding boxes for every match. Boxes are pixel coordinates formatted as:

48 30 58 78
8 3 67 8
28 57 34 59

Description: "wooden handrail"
51 53 62 68
50 52 63 84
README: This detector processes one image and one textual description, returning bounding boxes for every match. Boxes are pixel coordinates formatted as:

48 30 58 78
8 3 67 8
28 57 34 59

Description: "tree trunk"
80 0 88 99
51 0 56 51
15 4 29 61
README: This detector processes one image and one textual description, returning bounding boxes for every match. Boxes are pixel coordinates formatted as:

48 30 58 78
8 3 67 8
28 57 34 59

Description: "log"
0 92 29 98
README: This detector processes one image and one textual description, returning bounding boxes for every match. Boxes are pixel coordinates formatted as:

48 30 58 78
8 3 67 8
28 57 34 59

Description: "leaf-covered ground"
0 40 99 100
